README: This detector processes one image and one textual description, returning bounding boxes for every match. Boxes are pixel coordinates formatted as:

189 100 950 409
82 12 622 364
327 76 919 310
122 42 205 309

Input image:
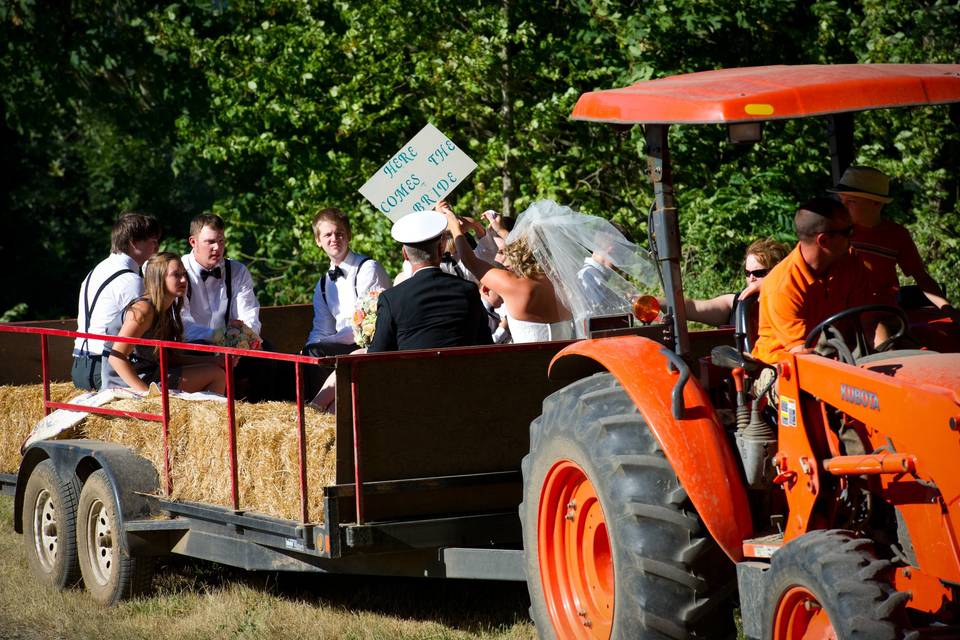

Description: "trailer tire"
521 372 735 639
764 529 915 640
22 460 82 589
77 470 154 605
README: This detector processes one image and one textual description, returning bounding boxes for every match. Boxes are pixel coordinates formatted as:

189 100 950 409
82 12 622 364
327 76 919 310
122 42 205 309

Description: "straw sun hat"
829 166 893 203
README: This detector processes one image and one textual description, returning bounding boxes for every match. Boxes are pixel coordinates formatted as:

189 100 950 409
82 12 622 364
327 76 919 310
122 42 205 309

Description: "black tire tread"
763 529 913 640
521 372 735 639
22 460 82 589
77 469 154 605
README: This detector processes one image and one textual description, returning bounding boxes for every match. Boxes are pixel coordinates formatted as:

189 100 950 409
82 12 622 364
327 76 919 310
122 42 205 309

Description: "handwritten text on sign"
359 124 477 222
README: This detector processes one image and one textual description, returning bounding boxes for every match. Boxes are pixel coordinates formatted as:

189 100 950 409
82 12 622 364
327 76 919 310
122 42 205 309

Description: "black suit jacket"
368 267 493 352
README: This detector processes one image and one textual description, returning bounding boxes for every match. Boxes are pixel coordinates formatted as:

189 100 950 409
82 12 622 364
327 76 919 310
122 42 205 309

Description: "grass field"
0 495 536 640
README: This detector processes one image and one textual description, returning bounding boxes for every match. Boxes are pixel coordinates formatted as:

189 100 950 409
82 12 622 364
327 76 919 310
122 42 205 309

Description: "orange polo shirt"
851 219 926 293
752 245 891 364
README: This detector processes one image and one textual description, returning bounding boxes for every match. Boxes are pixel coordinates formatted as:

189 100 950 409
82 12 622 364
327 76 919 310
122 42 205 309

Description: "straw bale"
0 384 337 522
236 402 337 522
79 396 336 523
0 382 79 473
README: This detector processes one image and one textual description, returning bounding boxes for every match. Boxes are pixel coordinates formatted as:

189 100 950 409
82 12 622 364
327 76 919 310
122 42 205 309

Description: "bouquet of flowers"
352 288 384 348
214 320 263 350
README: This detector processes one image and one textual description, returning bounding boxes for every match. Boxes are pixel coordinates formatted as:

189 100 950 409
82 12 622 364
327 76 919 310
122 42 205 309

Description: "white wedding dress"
508 316 575 343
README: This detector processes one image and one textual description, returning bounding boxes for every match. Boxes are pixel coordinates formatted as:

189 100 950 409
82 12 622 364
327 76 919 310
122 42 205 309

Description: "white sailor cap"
390 211 448 244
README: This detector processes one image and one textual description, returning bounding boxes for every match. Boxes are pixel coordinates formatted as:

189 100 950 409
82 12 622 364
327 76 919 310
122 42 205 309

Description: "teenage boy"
303 208 390 357
181 213 261 342
72 212 161 390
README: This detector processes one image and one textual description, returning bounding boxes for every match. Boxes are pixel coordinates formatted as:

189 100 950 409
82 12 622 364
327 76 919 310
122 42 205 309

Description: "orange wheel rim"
538 459 614 639
774 586 836 640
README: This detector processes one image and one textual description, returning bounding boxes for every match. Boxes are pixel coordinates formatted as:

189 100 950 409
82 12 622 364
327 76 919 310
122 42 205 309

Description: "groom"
368 211 492 352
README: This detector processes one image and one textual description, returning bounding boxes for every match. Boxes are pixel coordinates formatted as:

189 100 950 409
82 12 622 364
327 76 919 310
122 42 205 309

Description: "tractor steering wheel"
803 304 908 364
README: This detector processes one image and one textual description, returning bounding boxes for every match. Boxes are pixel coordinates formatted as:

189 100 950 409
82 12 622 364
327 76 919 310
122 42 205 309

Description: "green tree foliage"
2 0 957 319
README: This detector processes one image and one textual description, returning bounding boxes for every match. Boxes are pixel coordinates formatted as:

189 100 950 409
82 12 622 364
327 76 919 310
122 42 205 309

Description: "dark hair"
499 216 517 232
111 213 161 254
795 197 847 241
189 213 225 237
312 207 351 237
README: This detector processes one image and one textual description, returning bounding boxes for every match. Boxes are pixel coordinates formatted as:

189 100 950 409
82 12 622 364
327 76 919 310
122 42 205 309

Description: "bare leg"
308 347 365 413
179 365 226 394
309 369 337 413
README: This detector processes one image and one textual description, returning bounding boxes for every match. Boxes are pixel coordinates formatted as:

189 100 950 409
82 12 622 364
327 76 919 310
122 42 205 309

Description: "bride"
441 199 658 341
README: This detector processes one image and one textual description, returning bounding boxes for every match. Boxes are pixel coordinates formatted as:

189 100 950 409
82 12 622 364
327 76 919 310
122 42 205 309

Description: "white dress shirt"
306 251 391 345
73 253 144 356
181 252 261 342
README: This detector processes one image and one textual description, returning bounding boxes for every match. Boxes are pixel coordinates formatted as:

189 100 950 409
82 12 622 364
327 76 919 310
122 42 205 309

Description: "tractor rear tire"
77 470 154 605
764 529 915 640
521 372 735 639
22 460 82 589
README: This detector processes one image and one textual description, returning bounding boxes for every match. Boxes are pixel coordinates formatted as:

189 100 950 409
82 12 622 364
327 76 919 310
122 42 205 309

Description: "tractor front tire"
521 372 734 639
22 459 82 589
764 529 915 640
77 470 154 605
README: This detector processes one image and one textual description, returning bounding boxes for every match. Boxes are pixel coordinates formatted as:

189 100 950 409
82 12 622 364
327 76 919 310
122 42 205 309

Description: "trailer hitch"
659 347 690 420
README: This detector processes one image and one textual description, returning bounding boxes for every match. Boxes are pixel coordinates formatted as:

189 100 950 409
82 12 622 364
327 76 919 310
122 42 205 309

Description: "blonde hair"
312 207 350 240
502 237 543 278
141 252 184 348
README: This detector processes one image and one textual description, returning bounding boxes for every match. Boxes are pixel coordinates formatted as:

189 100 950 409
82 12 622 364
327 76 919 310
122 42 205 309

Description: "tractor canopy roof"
571 64 960 125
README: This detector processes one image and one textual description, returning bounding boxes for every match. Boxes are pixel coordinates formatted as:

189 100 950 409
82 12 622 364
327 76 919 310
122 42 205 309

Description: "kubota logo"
840 384 880 410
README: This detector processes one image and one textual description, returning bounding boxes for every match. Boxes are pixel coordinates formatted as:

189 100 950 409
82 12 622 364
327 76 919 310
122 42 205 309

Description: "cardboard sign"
359 124 477 222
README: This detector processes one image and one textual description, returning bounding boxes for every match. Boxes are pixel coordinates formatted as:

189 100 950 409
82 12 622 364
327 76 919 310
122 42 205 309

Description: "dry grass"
0 495 537 640
0 384 336 523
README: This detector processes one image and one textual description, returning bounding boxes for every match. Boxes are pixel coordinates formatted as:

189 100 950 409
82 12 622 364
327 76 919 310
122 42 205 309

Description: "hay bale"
0 382 79 473
0 384 337 522
236 402 337 522
80 395 336 523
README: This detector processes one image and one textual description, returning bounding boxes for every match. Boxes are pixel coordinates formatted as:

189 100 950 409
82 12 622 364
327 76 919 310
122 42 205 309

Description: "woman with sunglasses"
678 238 789 326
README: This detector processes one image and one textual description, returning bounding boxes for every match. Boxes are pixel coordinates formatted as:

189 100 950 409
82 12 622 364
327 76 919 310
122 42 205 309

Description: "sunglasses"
744 268 770 278
822 224 855 238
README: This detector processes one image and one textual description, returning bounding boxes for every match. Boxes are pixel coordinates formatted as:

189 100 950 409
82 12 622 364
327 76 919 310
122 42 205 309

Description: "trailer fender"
15 440 160 552
549 335 752 562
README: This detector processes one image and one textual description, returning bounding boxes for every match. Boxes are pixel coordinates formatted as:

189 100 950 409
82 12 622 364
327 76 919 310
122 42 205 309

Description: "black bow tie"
200 266 222 281
442 253 456 264
328 266 345 281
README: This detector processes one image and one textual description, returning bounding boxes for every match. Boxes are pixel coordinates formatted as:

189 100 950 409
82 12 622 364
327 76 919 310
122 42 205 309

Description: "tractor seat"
857 349 936 366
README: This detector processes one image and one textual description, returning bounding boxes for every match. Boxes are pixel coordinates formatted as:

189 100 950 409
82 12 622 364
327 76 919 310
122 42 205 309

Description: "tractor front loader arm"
550 335 752 562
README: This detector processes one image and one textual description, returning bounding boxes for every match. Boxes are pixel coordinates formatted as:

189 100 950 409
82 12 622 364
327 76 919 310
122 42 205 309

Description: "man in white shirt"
181 213 261 342
72 212 161 390
303 208 390 357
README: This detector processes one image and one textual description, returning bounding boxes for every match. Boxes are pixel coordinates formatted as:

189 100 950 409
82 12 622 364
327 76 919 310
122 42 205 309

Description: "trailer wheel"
764 530 915 640
77 470 154 605
22 460 82 589
521 372 734 639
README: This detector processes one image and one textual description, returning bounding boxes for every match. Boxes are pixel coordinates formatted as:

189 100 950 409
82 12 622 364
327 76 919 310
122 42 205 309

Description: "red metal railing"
1 324 327 524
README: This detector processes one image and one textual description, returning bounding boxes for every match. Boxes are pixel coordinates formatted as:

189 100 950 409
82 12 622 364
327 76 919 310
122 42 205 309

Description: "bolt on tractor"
523 64 960 639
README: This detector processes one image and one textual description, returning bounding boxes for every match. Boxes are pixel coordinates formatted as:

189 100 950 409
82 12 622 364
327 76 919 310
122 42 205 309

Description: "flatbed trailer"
0 316 687 600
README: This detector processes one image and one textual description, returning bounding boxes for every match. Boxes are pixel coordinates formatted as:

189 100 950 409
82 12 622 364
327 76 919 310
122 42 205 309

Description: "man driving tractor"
753 196 895 365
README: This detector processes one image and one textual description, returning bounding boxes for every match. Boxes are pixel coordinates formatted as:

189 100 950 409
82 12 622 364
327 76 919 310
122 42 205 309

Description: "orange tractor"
523 65 960 638
2 65 958 640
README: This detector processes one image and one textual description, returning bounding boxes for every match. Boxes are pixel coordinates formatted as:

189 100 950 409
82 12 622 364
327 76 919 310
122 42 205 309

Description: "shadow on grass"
154 555 532 633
